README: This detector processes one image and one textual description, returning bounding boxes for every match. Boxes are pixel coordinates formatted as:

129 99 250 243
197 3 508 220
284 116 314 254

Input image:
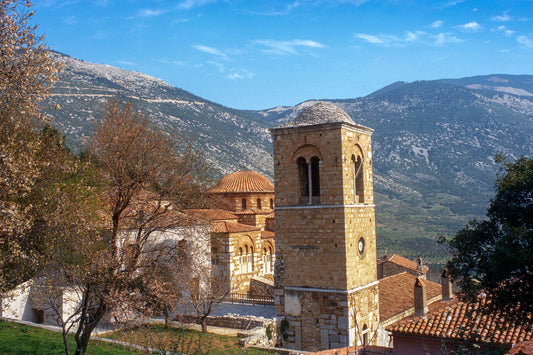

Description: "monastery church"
197 102 447 351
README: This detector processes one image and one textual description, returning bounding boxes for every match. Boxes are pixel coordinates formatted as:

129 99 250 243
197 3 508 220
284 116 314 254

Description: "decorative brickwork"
271 102 379 351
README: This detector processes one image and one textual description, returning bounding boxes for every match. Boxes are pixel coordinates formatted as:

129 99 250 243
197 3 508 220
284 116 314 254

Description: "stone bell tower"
271 102 379 351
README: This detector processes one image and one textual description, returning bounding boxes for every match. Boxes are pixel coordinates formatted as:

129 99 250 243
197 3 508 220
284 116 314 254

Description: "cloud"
495 25 514 37
355 31 426 47
517 35 533 49
432 32 463 46
491 11 512 22
255 39 325 55
228 69 254 80
178 0 218 10
430 20 443 28
444 0 464 7
127 9 165 19
115 60 135 66
193 45 227 57
63 16 77 25
457 22 482 31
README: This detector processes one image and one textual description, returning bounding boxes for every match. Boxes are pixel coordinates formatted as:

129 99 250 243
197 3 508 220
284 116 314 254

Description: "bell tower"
271 102 379 351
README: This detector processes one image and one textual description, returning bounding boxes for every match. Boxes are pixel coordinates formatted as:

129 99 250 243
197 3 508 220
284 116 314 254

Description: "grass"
0 321 143 354
105 324 276 355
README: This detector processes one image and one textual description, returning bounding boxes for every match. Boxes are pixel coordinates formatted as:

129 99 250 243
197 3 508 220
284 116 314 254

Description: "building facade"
271 102 380 351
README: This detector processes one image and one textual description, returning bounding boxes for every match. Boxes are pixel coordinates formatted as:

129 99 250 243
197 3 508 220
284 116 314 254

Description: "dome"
207 171 274 194
285 101 355 127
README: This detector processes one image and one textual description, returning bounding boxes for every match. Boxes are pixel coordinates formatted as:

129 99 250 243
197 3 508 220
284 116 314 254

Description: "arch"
256 198 262 209
291 144 323 162
241 198 247 210
269 198 274 210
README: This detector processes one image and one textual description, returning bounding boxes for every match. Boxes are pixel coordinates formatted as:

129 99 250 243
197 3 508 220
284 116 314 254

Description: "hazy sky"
34 0 533 110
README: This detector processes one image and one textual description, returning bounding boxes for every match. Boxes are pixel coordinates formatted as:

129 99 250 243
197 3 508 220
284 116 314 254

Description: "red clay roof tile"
207 171 274 193
379 272 441 321
388 296 533 346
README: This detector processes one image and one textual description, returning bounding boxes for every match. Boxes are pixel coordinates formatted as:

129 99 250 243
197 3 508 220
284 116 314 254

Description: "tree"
441 155 533 325
0 0 60 292
67 96 211 355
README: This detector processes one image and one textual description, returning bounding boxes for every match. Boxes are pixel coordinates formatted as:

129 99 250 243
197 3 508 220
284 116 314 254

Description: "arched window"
256 198 262 210
297 157 309 199
297 156 320 204
239 247 244 274
270 198 274 210
310 156 320 198
249 247 254 271
352 155 364 203
241 198 247 210
263 247 272 274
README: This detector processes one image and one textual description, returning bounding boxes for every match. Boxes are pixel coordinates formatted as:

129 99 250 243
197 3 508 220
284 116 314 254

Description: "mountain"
45 52 274 179
43 53 533 263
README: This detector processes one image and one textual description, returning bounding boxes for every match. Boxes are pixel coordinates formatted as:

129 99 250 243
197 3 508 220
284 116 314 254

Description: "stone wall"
271 120 379 351
249 277 274 297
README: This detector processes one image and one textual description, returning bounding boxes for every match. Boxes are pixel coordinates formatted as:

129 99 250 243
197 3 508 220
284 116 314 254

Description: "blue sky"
34 0 533 110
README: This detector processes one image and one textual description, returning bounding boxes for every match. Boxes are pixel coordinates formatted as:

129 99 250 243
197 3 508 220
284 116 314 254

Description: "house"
387 271 533 354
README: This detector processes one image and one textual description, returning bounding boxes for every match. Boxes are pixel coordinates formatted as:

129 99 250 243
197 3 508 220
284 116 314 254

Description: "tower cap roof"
284 101 356 127
207 171 274 193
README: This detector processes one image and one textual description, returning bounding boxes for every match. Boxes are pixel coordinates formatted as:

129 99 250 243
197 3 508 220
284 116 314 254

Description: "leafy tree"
441 155 533 325
67 95 212 355
0 0 60 292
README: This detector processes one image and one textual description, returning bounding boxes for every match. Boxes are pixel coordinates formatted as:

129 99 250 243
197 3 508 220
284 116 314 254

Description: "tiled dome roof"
284 101 355 127
207 171 274 193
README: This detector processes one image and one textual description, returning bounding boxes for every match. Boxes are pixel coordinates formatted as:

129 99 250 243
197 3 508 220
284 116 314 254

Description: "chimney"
416 256 423 272
441 269 453 301
414 277 428 316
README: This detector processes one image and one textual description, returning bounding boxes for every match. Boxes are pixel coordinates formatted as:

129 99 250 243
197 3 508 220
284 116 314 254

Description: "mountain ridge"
43 52 533 263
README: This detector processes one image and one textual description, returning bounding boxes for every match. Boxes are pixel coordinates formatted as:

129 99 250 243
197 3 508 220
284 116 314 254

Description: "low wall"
177 314 268 330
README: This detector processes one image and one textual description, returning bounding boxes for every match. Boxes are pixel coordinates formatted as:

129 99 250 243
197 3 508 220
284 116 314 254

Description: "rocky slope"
43 53 533 262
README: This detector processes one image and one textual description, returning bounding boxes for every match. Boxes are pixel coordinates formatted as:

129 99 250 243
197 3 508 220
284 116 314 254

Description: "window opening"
256 198 262 210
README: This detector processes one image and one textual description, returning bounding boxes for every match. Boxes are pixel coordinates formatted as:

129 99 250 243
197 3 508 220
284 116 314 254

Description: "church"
197 102 448 351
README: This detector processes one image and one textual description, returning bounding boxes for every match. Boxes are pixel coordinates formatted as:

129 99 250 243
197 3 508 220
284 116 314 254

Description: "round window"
358 237 365 255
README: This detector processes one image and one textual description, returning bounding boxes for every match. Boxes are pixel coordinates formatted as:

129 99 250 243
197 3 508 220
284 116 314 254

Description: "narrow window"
249 246 254 271
256 198 262 210
310 156 320 198
241 198 247 210
297 157 309 198
270 198 274 210
355 156 364 203
239 247 243 274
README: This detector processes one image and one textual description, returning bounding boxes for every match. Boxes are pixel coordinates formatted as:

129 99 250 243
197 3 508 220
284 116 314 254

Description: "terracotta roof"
206 171 274 193
380 254 429 273
388 296 533 346
261 230 275 239
185 209 239 221
509 341 533 354
210 221 260 233
379 272 441 322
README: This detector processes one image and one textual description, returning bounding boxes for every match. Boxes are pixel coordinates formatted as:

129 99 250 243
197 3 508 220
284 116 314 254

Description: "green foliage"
442 156 533 324
265 323 273 340
0 321 142 354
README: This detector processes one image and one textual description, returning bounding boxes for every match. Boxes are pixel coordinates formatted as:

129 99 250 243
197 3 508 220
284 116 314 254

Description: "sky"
33 0 533 110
